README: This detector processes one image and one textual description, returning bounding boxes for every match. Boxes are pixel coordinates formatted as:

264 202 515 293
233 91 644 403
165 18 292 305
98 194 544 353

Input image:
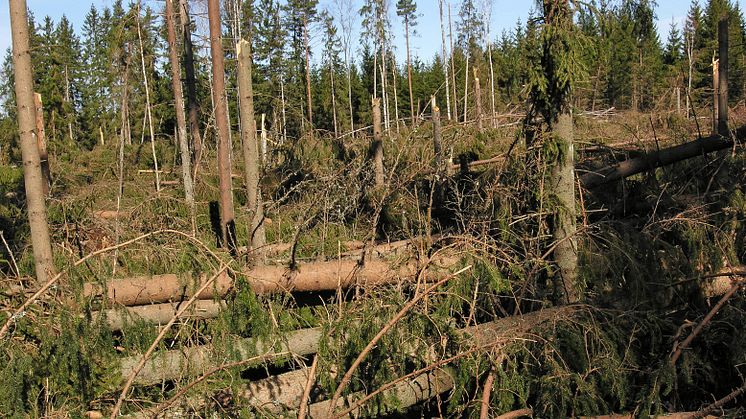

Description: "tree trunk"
304 15 313 128
712 55 719 135
463 55 470 124
9 0 55 285
237 39 266 251
474 69 483 131
448 4 458 120
372 97 385 187
405 19 415 126
330 58 339 138
207 0 237 252
165 0 196 231
718 15 729 136
487 41 496 128
178 0 203 180
136 2 160 192
552 112 578 304
438 0 452 120
580 125 746 189
33 93 50 196
432 96 443 174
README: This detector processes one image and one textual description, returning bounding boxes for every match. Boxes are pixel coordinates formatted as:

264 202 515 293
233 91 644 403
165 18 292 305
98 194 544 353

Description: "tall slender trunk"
380 50 390 132
448 4 458 120
165 0 195 231
432 96 443 173
208 0 236 252
178 0 203 180
718 15 729 136
237 40 265 250
487 42 496 128
463 54 469 124
346 53 355 136
391 55 400 133
330 60 339 138
438 0 452 120
280 77 287 144
404 19 415 126
372 97 384 187
304 15 313 128
713 54 719 135
9 0 55 284
686 33 693 119
474 69 482 131
136 2 160 192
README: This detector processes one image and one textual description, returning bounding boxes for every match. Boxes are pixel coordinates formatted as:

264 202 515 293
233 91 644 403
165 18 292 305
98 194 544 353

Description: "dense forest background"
1 0 745 159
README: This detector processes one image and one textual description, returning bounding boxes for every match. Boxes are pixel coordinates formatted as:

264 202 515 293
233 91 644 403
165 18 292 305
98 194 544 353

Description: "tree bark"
207 0 237 252
9 0 55 285
33 93 50 196
432 96 443 175
579 125 746 189
165 0 196 230
237 39 266 251
178 0 203 179
712 55 719 135
448 4 458 120
718 15 729 136
304 14 313 128
405 19 415 126
474 69 483 131
372 97 385 187
552 112 579 304
438 0 452 120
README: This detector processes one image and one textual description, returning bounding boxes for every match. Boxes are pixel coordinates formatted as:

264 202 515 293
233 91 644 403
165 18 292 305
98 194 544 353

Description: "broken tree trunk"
718 15 729 137
579 125 745 189
474 69 483 131
237 39 266 251
372 97 384 187
432 96 444 176
33 93 50 195
84 255 458 307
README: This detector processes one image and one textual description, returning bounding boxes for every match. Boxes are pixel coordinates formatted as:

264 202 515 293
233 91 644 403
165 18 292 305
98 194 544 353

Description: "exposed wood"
713 55 719 135
474 69 483 131
207 0 236 252
33 93 50 195
178 0 203 178
579 126 745 189
9 0 55 285
432 96 444 176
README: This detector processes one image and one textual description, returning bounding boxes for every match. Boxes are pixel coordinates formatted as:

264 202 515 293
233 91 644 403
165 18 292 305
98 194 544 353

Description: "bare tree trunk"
718 16 729 136
261 113 267 163
165 0 195 232
686 32 694 119
391 55 401 133
487 42 496 128
405 19 415 126
9 0 55 285
304 15 313 128
136 2 160 192
463 55 470 124
713 54 719 135
280 77 288 144
432 96 443 174
208 0 236 252
448 4 458 120
372 97 384 187
330 59 339 138
178 0 203 180
33 93 50 195
438 0 452 120
237 40 266 251
474 69 482 131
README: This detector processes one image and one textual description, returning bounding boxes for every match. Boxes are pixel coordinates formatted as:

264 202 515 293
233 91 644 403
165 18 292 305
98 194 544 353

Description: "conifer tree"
396 0 417 125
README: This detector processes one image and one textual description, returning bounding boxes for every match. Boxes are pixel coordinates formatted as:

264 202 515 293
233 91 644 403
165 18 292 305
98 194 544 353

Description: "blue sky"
0 0 702 65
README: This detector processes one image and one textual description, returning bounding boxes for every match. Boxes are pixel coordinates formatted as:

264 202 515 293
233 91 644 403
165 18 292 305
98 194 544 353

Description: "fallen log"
239 306 574 414
102 300 225 331
580 126 744 189
119 326 322 386
84 255 458 307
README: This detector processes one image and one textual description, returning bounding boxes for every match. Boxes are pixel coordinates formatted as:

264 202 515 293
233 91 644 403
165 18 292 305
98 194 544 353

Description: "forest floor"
1 109 745 418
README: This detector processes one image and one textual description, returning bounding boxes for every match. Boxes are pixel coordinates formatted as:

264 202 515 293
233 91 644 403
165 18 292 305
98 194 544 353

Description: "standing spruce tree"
396 0 417 125
530 0 583 304
284 0 318 137
80 6 114 147
253 0 286 138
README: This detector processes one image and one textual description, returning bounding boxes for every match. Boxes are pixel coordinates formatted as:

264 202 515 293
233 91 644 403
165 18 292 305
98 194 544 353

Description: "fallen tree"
580 126 744 189
84 254 458 308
